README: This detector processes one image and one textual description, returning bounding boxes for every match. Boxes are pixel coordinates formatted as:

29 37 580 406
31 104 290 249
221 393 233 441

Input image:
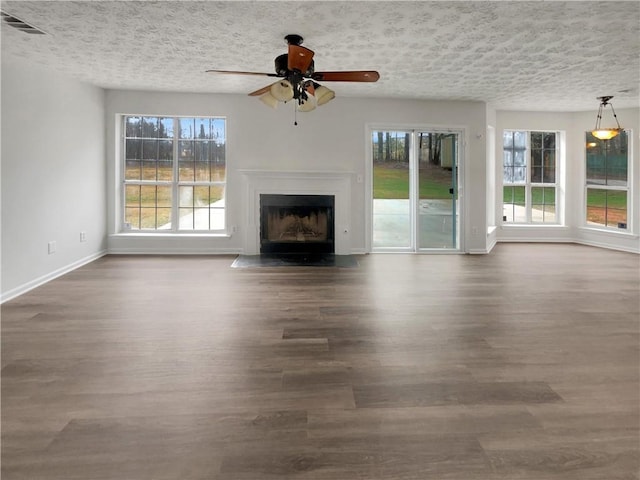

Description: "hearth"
260 194 335 254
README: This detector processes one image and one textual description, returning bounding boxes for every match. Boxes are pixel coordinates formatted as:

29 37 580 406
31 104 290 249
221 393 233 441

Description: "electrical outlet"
471 226 479 236
356 174 363 183
48 241 56 254
80 231 87 242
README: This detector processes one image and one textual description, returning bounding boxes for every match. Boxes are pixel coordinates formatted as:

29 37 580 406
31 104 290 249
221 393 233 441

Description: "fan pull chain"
293 101 298 126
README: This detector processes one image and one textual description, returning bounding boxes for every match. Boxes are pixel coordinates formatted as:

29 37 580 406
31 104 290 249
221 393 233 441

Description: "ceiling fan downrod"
284 34 304 46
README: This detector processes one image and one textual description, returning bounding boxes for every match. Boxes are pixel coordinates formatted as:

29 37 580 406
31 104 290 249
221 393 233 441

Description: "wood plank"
1 244 638 479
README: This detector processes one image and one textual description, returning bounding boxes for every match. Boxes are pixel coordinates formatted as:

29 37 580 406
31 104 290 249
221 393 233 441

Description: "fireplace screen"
260 194 335 254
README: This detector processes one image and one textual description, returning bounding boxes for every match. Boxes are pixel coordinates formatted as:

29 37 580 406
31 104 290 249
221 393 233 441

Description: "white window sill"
110 232 232 238
501 224 567 228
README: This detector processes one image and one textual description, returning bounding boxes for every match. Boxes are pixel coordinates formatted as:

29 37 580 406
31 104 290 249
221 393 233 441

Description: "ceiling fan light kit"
297 91 317 112
270 80 294 102
592 95 623 140
315 85 336 106
207 34 379 123
259 92 279 109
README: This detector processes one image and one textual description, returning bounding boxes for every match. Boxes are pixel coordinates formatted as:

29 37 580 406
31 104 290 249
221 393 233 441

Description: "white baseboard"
1 250 107 304
496 237 638 254
575 238 639 254
497 236 574 243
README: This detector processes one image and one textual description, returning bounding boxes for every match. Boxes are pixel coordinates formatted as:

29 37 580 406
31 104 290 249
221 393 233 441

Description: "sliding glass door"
417 132 459 249
371 129 461 252
372 131 412 249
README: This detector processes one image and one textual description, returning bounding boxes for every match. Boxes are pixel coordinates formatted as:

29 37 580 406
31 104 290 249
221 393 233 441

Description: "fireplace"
260 194 335 254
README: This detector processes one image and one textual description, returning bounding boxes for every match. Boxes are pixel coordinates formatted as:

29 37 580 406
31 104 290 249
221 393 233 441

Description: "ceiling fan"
206 34 379 113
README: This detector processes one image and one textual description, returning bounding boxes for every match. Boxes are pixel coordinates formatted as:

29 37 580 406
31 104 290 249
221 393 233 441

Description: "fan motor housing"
275 54 314 77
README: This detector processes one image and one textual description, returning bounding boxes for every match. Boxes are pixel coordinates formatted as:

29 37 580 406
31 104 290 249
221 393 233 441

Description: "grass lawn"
373 165 452 199
124 164 225 229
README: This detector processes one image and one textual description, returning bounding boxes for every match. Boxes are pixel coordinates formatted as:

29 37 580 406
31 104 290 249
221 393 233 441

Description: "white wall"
105 91 490 254
1 59 107 301
495 108 639 253
2 65 634 301
485 104 498 250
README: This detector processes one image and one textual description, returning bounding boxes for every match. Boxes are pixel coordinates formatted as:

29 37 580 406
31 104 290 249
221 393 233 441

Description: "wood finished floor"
2 243 639 479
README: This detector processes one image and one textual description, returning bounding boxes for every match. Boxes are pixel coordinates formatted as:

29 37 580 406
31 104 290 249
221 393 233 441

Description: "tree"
385 132 391 161
404 133 410 163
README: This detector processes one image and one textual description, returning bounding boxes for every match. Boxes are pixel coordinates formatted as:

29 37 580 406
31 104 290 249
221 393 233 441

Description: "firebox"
260 194 335 254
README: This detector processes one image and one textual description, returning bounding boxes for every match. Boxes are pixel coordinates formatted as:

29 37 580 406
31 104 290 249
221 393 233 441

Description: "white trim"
486 235 498 253
1 250 107 304
576 226 636 237
575 238 639 254
495 128 568 227
107 248 242 255
582 129 633 233
575 225 639 254
109 232 232 239
119 114 228 233
239 170 353 255
468 247 491 254
365 124 466 253
495 238 638 254
498 237 573 244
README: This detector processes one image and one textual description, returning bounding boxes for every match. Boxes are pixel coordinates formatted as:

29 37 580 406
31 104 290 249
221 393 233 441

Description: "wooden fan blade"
312 71 380 82
206 69 278 77
288 45 314 73
248 84 274 96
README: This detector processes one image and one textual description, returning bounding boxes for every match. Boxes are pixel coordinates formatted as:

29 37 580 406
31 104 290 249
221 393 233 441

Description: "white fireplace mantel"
240 170 353 255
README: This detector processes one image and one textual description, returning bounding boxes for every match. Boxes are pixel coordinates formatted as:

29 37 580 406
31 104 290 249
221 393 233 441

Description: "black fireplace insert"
260 194 335 254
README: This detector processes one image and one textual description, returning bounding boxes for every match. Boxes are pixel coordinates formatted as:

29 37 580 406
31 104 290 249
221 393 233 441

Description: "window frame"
120 115 227 233
502 129 560 225
584 130 630 232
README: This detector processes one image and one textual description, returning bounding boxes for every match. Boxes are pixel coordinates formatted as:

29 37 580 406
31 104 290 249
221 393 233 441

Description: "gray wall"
1 59 107 300
105 91 489 254
3 59 636 301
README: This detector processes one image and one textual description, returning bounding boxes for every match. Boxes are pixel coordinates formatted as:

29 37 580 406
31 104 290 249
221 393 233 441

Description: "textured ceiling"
1 1 639 111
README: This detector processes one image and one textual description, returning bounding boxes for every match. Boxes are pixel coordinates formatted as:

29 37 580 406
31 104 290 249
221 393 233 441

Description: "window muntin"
502 130 559 224
585 131 628 230
123 115 226 232
503 185 526 223
503 131 527 183
531 132 556 183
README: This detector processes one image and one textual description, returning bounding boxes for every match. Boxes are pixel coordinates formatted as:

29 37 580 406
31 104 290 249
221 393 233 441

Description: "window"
585 131 628 230
502 130 558 224
123 115 226 231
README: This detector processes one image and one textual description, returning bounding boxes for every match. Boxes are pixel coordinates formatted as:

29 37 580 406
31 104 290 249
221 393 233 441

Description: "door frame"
365 123 467 253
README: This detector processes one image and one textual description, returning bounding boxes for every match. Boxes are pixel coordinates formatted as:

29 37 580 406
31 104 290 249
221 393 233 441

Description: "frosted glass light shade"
259 92 279 109
297 93 317 112
315 85 335 106
270 80 294 102
591 129 621 141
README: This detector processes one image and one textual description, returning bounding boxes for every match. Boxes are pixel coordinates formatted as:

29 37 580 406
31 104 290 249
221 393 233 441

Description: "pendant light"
592 96 623 140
